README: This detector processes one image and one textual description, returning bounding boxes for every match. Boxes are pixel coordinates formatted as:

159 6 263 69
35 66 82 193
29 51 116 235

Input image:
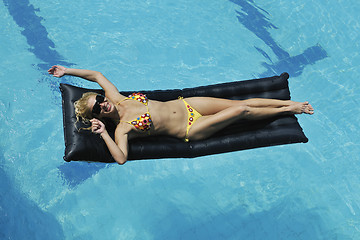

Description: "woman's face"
87 94 115 117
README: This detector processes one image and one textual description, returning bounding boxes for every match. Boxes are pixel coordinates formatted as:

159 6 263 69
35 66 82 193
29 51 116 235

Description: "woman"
48 65 314 165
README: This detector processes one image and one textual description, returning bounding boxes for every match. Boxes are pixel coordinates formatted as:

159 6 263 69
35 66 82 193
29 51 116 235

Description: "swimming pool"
1 0 359 239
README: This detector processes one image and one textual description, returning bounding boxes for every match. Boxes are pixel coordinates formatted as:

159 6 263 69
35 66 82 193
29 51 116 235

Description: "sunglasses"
92 94 105 115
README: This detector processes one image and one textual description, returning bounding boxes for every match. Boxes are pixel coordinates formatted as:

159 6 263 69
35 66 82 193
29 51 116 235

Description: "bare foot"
304 102 314 114
290 101 314 115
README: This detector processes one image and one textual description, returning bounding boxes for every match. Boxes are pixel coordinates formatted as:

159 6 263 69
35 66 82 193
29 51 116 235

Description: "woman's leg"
185 97 305 116
187 102 313 141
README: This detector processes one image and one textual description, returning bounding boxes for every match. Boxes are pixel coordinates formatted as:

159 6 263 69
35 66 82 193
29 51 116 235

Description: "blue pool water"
1 0 360 239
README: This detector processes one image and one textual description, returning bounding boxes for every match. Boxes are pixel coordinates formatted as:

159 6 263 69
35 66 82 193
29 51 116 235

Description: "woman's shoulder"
106 92 127 105
115 121 133 133
115 122 149 141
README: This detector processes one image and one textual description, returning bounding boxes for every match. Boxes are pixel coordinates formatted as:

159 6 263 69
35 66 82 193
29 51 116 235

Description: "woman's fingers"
90 118 98 123
90 119 103 133
48 66 57 72
48 65 65 77
92 125 100 133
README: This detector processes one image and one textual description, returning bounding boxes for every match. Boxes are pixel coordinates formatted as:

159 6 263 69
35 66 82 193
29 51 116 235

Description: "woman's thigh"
184 97 243 115
187 105 246 141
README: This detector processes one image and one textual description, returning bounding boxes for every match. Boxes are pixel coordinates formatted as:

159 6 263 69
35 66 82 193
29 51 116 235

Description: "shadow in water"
58 161 107 188
229 0 328 77
151 196 341 239
3 0 76 93
3 0 73 70
0 154 64 239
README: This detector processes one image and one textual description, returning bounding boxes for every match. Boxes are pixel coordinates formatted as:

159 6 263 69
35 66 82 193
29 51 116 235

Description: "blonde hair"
74 92 98 131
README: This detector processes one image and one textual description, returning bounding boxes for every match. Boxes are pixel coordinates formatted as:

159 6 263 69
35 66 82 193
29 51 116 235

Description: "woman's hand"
91 118 127 164
90 119 106 134
48 65 66 78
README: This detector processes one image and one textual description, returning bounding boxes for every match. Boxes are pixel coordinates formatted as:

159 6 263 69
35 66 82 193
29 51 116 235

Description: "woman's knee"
234 105 250 117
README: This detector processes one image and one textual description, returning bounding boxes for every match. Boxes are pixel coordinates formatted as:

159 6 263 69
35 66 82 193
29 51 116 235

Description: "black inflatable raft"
60 72 308 162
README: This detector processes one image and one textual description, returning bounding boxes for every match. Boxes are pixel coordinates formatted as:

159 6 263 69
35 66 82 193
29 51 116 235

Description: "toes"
306 107 314 114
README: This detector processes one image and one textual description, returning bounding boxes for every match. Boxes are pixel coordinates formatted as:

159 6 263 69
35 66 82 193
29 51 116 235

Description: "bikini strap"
118 93 149 106
117 97 130 105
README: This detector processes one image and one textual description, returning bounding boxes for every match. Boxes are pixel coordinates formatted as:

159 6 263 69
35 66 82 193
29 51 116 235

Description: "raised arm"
48 65 121 100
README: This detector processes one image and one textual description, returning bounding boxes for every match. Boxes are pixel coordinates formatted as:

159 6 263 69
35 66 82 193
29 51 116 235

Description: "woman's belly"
148 99 188 138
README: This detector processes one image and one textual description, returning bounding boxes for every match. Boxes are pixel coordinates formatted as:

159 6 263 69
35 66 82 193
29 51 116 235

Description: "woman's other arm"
101 131 128 165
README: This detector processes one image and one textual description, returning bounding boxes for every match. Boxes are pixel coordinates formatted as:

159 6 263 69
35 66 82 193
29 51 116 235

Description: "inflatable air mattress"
60 72 308 162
